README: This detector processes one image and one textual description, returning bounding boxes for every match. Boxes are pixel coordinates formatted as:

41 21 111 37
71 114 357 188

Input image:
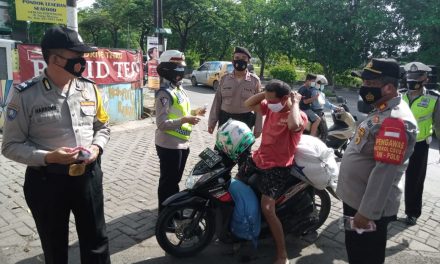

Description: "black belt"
29 162 95 176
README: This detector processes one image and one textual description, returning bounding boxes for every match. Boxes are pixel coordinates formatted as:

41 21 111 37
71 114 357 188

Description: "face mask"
57 55 87 77
359 86 383 105
268 102 285 112
407 81 424 90
310 82 316 88
233 59 248 71
320 84 325 90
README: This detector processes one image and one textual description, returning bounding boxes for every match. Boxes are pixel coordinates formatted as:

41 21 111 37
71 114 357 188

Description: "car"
191 61 233 91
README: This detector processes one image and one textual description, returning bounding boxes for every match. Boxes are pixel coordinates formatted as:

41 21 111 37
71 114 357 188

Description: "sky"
77 0 96 9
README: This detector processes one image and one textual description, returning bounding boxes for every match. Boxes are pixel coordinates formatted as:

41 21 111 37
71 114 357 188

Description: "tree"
162 0 212 52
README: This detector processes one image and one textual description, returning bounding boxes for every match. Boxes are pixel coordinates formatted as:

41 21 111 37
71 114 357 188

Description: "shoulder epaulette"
427 89 440 97
79 77 96 84
14 79 37 92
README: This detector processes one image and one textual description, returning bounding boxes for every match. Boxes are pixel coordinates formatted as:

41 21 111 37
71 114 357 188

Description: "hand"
182 116 201 125
195 107 207 116
353 212 371 229
82 145 100 165
253 130 261 138
45 147 80 165
208 126 214 134
290 91 302 104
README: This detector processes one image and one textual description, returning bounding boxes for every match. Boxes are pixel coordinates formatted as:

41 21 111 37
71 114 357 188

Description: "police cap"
234 46 251 59
403 62 431 81
352 58 400 80
41 26 97 53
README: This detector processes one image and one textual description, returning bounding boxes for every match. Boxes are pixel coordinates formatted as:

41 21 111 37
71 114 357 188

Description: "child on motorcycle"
244 80 307 264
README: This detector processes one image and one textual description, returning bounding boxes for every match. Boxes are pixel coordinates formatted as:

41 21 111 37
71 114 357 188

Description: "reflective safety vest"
403 92 437 142
162 86 192 140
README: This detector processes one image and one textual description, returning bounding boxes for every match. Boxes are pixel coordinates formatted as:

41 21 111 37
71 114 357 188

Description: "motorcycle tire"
317 119 328 142
306 189 331 233
155 205 216 258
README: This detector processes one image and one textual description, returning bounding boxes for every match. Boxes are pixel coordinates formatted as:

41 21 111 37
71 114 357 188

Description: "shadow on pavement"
16 209 159 264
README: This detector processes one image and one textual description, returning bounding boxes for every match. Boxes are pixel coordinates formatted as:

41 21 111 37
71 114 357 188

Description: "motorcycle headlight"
185 168 224 189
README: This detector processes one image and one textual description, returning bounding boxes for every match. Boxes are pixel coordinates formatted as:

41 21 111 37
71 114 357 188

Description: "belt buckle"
69 163 86 176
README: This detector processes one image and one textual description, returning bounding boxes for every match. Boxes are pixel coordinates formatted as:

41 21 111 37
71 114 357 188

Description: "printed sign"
17 44 144 87
16 0 67 24
146 36 160 89
374 118 407 165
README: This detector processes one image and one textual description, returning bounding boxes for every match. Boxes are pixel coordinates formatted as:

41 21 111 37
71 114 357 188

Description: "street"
0 83 440 263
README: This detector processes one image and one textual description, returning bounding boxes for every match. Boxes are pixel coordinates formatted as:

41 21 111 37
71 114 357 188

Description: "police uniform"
1 26 111 264
401 62 440 223
208 71 262 133
155 82 194 212
337 58 418 264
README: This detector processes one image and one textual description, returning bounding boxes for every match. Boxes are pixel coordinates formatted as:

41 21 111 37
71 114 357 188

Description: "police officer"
155 50 205 213
401 62 440 225
1 26 110 263
208 47 262 138
337 58 418 264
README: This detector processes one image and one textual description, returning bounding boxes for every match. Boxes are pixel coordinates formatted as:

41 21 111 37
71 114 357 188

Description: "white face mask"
268 102 285 112
310 81 316 87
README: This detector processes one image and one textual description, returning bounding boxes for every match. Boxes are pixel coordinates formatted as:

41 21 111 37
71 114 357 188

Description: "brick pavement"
1 117 440 263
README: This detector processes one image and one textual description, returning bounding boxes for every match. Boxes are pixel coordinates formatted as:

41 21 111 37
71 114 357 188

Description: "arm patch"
374 118 407 165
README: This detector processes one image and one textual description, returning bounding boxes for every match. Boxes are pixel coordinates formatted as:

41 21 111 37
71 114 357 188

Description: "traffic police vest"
161 86 192 140
403 92 437 142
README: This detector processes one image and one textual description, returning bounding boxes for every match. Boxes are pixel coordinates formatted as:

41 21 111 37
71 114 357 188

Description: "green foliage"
269 64 297 84
334 71 363 88
184 50 200 70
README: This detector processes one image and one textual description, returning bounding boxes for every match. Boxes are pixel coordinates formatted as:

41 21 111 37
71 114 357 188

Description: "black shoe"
405 215 417 226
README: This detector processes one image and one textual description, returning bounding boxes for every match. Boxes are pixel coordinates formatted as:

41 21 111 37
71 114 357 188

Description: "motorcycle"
155 148 333 258
325 102 357 159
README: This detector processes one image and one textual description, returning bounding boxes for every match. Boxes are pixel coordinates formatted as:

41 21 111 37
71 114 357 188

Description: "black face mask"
233 59 248 71
56 55 87 77
407 81 424 90
359 86 383 105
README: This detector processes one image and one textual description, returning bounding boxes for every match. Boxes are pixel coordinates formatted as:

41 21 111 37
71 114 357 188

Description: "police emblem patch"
160 97 168 106
7 106 18 120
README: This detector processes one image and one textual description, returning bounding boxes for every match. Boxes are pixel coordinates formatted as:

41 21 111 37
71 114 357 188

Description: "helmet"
316 74 328 90
315 75 328 85
215 119 255 161
157 50 186 84
403 62 431 90
403 62 431 81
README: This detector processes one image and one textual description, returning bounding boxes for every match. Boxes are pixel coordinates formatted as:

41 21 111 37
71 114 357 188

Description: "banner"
17 45 144 87
146 36 160 89
16 0 67 24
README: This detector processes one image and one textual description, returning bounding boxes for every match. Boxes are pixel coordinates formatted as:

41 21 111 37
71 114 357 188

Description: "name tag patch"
374 118 407 165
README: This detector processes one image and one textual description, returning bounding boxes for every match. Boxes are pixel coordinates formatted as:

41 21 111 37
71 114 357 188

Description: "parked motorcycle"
155 121 334 258
325 103 357 159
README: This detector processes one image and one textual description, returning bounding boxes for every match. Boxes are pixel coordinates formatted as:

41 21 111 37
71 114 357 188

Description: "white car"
191 61 233 91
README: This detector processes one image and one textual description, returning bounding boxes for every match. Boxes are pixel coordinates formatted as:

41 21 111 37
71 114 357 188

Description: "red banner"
17 44 144 86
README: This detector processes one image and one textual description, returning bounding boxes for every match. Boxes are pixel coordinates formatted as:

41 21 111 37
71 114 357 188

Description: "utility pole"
153 0 163 51
66 0 78 32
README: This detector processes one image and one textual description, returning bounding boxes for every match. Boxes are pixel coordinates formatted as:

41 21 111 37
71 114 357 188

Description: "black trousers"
24 163 110 264
156 145 190 212
218 110 255 129
405 140 429 218
343 203 395 264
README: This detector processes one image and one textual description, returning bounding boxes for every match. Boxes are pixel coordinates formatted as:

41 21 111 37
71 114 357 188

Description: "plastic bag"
293 135 339 190
228 178 261 247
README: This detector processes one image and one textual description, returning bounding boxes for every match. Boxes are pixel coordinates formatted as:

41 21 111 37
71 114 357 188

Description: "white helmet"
316 75 328 85
215 119 255 161
159 50 186 66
